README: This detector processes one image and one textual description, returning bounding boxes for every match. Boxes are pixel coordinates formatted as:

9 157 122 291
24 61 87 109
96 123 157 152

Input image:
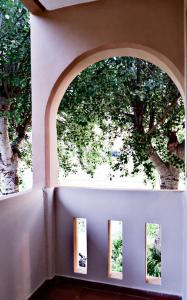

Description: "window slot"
146 223 161 285
108 220 123 280
73 218 87 274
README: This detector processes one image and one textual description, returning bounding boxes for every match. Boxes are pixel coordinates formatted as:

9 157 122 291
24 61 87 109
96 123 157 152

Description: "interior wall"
52 187 185 296
43 188 56 279
183 0 187 257
183 196 187 300
0 190 47 300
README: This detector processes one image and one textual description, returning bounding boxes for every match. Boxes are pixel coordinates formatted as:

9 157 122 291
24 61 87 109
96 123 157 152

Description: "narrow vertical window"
73 218 87 274
146 223 161 285
108 220 123 280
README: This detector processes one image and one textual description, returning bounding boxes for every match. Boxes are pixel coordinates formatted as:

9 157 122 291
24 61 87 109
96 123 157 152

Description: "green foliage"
0 1 32 170
147 246 161 277
1 1 184 190
147 223 159 239
146 224 161 277
111 238 123 273
57 57 185 186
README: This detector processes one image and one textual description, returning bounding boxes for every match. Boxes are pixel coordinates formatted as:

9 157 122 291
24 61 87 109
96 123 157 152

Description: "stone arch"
45 44 184 187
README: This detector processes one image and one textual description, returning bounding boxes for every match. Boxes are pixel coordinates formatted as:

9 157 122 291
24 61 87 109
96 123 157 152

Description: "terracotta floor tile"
48 286 82 300
29 279 180 300
147 297 170 300
115 294 146 300
80 288 115 300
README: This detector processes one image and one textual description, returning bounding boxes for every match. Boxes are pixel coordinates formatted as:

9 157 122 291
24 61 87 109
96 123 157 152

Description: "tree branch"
167 132 185 160
11 114 31 154
149 145 168 175
149 109 155 131
147 97 180 135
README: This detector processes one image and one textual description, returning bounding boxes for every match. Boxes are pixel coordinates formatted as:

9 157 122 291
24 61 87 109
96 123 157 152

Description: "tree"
146 224 161 277
57 57 185 190
0 0 31 195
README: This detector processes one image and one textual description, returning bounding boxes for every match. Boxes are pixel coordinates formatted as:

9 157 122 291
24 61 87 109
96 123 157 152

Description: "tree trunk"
149 148 179 190
159 166 179 190
0 117 19 195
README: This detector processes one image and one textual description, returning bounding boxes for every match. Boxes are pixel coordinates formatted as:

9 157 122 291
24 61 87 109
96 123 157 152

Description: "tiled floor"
30 284 146 300
29 278 180 300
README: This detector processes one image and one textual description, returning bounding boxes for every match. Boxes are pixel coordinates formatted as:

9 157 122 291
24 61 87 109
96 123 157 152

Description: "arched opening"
44 46 185 295
45 45 185 188
57 56 185 190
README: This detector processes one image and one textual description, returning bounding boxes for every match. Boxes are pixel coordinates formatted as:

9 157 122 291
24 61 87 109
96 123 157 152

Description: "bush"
147 246 161 277
111 238 123 272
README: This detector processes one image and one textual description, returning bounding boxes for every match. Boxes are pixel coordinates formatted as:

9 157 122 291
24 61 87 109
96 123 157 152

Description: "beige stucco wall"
30 0 185 188
0 190 46 300
0 1 185 299
53 187 185 296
